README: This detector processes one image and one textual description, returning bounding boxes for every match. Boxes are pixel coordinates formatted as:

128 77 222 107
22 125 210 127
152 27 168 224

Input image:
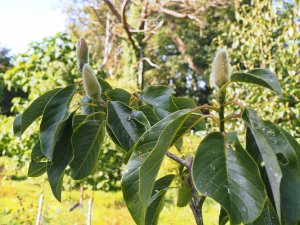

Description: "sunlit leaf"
192 132 266 224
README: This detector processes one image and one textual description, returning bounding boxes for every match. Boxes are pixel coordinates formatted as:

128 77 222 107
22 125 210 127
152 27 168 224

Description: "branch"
166 151 191 169
121 0 139 53
141 57 160 69
101 12 113 67
103 0 122 22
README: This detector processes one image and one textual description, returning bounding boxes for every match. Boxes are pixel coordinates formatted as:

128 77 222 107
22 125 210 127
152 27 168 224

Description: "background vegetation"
0 0 299 224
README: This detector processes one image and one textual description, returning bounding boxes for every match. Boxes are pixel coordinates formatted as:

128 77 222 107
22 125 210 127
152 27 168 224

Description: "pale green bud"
76 37 89 72
210 49 232 88
82 64 102 98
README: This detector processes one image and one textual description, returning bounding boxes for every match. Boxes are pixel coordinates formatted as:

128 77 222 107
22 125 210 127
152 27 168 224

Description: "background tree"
63 0 233 102
215 0 300 140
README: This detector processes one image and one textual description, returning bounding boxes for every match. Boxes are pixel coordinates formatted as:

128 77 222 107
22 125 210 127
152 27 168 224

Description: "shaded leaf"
192 132 266 224
31 141 45 161
230 69 281 95
70 120 105 180
177 183 193 207
13 88 62 136
107 101 148 151
40 85 76 160
107 88 131 105
28 161 46 177
242 108 282 219
145 175 175 225
122 109 204 224
219 208 229 225
138 105 160 126
47 113 74 201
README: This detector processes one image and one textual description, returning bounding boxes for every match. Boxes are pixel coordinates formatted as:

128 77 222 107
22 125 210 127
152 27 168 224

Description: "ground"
0 156 220 225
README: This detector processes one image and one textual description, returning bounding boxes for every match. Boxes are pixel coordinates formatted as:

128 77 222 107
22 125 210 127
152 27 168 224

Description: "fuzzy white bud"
82 64 102 98
210 49 232 88
76 38 89 72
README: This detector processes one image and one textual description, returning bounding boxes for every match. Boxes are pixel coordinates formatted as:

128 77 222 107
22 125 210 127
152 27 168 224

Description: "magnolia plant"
14 39 300 225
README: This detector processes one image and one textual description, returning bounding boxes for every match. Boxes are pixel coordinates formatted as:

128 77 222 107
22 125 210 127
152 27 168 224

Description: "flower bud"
210 49 232 88
76 37 89 72
82 64 102 98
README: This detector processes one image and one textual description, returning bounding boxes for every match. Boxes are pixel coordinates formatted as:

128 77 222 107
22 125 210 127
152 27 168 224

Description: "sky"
0 0 67 55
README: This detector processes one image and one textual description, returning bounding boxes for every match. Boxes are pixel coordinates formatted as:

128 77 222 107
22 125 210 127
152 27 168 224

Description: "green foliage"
1 33 123 192
14 38 300 225
216 0 300 140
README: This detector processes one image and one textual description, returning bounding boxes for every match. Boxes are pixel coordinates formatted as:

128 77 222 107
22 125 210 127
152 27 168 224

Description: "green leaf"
122 109 204 224
31 141 45 161
173 96 205 131
230 69 281 95
40 85 76 161
70 119 105 180
258 123 300 225
242 108 282 220
177 183 193 207
139 85 178 112
47 113 74 201
138 105 160 126
173 97 196 109
13 88 62 136
98 78 112 92
107 101 149 151
145 175 175 225
107 88 131 105
192 132 266 224
219 208 229 225
246 200 280 225
243 109 300 224
28 161 47 177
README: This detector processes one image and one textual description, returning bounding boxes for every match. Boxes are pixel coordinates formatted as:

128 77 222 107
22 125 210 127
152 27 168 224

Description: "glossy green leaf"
40 85 76 161
107 101 149 151
192 132 266 224
47 114 74 201
177 183 193 207
139 85 178 112
242 108 282 220
70 119 105 180
28 161 47 177
145 175 175 225
138 105 160 126
243 109 300 224
246 200 280 225
31 141 45 161
173 96 196 109
107 88 131 105
122 109 204 224
13 88 62 136
257 123 300 225
230 69 281 95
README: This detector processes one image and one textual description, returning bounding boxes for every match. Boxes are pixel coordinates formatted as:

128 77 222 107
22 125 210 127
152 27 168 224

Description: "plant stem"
218 89 226 132
166 151 191 169
165 152 205 225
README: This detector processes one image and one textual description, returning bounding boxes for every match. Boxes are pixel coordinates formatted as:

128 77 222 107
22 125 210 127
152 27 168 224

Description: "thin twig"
223 100 244 109
166 151 191 169
193 104 220 112
223 113 241 122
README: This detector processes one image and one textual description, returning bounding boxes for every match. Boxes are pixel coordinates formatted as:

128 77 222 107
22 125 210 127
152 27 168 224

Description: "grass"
0 146 220 225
